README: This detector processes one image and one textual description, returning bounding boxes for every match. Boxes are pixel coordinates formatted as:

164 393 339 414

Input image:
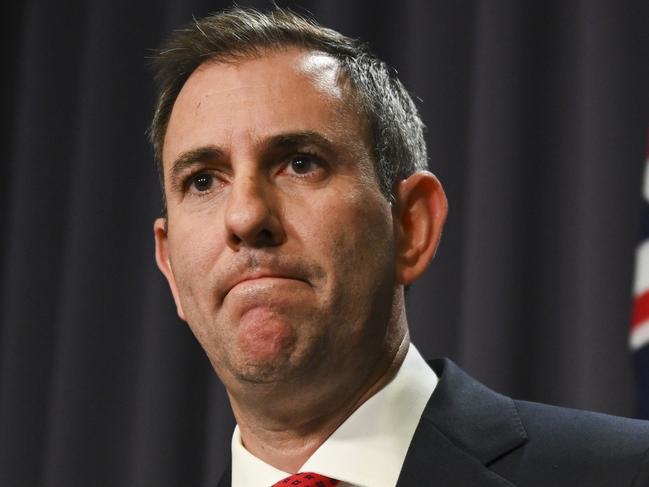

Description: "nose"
224 173 286 250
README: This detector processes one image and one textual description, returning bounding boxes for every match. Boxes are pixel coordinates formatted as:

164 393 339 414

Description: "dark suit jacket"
218 358 649 486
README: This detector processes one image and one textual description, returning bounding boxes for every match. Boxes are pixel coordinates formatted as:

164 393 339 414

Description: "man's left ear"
393 171 448 285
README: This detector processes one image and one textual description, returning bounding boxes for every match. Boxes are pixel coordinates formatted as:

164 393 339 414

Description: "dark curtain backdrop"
2 0 648 485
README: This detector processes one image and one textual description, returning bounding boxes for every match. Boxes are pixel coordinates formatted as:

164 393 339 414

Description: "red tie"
272 472 340 487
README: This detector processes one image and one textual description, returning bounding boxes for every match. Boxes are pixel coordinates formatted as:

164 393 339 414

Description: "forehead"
162 48 364 168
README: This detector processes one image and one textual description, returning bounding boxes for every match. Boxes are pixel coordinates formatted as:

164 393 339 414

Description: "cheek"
305 187 395 304
167 213 224 301
328 191 393 261
167 219 226 350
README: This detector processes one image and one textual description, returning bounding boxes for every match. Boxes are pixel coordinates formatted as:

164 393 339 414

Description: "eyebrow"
167 130 336 187
263 131 336 153
169 145 224 188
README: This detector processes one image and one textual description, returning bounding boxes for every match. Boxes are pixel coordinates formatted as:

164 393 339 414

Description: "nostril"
256 228 276 246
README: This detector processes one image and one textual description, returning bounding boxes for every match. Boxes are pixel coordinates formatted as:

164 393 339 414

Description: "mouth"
222 271 309 302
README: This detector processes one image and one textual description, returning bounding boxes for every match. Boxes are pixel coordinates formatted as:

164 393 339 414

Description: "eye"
285 154 322 176
188 172 214 193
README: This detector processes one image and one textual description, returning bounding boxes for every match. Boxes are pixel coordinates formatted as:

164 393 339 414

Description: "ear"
154 217 186 320
393 171 448 285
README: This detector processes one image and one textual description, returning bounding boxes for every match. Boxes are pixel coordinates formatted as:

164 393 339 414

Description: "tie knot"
272 471 339 487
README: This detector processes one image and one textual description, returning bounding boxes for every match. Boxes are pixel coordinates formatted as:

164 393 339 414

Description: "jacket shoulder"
425 358 649 487
492 399 649 486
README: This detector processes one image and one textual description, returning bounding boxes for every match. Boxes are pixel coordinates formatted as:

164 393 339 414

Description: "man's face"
155 48 400 391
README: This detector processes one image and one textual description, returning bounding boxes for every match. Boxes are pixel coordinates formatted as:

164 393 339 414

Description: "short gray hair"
149 7 428 203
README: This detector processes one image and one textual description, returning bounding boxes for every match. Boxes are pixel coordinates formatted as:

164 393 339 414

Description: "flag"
631 131 649 419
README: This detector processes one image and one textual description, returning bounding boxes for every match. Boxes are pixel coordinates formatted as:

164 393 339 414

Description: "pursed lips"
222 271 308 301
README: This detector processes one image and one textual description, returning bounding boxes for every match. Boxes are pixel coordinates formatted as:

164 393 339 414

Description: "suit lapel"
397 359 527 487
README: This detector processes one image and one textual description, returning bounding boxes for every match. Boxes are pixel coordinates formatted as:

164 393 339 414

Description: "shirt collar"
231 343 437 487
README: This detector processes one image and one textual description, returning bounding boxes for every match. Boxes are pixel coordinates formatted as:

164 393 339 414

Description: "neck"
230 328 410 473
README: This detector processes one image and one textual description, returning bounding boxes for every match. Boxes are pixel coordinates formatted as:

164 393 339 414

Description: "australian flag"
632 131 649 419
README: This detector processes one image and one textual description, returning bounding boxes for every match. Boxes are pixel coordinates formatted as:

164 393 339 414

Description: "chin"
228 322 299 382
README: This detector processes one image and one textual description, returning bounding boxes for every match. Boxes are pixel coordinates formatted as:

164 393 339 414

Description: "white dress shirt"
231 343 437 487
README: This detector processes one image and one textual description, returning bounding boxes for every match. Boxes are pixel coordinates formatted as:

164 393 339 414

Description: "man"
150 7 649 487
